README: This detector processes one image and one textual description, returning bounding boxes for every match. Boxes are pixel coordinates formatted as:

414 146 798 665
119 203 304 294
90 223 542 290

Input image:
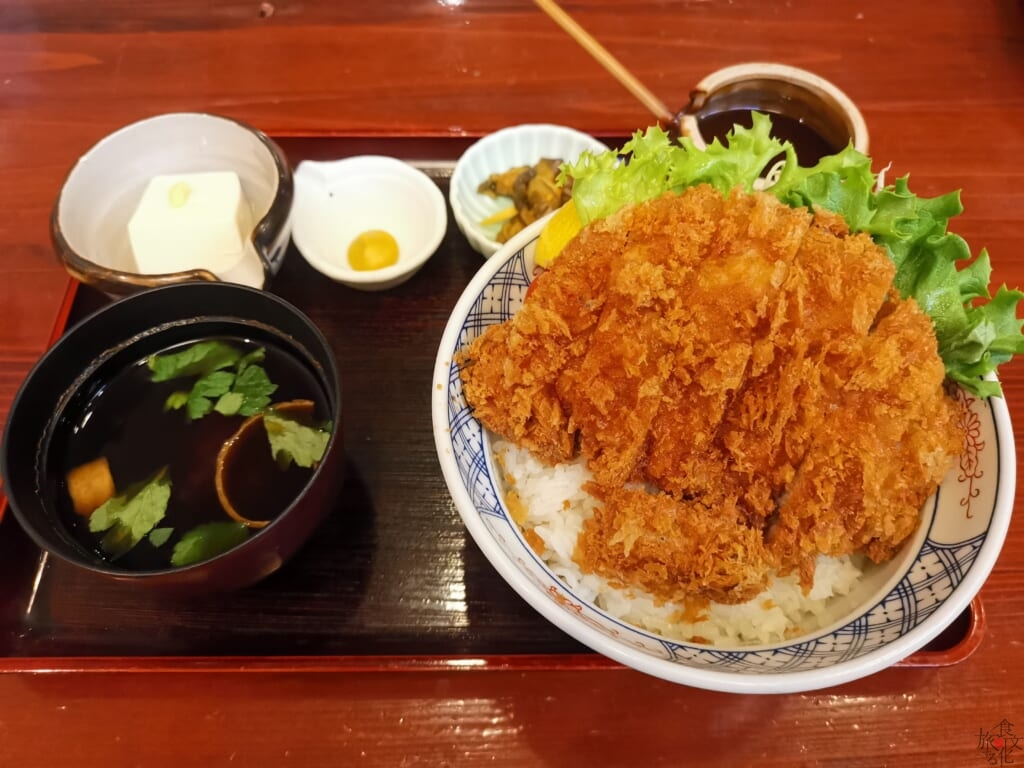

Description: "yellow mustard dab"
347 229 399 271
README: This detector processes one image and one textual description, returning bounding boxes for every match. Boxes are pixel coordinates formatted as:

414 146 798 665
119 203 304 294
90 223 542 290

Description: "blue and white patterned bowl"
432 216 1016 693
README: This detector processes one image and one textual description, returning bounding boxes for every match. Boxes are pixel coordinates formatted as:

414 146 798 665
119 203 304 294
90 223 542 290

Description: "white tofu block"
127 171 253 275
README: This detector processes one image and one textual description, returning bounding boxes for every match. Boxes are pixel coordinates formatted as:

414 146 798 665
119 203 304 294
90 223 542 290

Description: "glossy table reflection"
1 1 1023 766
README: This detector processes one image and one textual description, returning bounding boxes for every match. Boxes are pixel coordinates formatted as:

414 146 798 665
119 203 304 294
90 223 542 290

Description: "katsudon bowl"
432 214 1016 694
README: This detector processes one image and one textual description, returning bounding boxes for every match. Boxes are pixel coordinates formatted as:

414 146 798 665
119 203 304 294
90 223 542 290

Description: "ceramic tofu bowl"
290 156 447 292
52 112 293 295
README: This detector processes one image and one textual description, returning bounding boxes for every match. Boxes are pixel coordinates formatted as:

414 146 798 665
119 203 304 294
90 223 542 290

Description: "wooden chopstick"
534 0 676 126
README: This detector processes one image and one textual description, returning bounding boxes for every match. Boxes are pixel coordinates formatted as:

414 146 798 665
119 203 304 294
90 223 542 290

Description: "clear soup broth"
48 334 330 571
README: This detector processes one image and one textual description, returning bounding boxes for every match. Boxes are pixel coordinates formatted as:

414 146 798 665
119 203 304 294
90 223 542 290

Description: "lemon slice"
535 199 582 268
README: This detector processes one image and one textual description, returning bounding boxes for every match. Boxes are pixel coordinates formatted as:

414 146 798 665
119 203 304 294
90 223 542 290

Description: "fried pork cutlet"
558 186 729 488
459 215 622 463
576 484 773 605
642 190 812 502
716 210 898 523
460 185 964 606
767 298 963 585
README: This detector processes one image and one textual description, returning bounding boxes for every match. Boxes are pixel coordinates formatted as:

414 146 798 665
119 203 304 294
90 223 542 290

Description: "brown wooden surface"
1 1 1023 766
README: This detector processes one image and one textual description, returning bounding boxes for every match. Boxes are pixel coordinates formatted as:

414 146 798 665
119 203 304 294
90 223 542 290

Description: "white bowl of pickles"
449 124 609 258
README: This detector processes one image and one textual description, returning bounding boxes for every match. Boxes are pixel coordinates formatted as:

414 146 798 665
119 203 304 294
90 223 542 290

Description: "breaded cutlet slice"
575 483 773 605
767 298 963 586
557 186 729 488
643 188 812 501
717 210 897 523
458 208 622 463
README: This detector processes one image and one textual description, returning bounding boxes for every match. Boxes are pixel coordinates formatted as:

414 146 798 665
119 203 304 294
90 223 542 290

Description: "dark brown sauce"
51 336 327 571
696 109 842 166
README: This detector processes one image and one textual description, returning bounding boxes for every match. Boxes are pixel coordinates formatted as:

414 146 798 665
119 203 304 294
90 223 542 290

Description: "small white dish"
449 124 609 258
291 156 446 291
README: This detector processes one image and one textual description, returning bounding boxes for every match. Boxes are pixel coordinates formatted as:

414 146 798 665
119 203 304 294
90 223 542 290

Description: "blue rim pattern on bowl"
433 221 1015 693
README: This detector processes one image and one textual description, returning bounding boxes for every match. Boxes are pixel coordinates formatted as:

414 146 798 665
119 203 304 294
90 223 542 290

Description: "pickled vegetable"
477 158 572 243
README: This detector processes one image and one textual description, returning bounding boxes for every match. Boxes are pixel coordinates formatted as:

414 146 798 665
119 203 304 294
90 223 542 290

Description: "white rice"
494 438 865 647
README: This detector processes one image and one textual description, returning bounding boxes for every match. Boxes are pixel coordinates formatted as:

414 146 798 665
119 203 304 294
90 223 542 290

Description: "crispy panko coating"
576 485 772 605
716 210 898 523
459 185 964 605
559 186 729 487
459 207 622 463
766 299 964 584
643 189 812 503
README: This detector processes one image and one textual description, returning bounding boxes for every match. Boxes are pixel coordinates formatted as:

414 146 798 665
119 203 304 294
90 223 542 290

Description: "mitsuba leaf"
148 340 243 383
191 370 235 399
213 391 245 416
181 369 236 419
232 364 278 416
151 341 278 421
164 391 189 412
263 410 331 469
236 347 266 374
171 522 250 567
89 468 172 556
148 527 174 548
186 390 214 421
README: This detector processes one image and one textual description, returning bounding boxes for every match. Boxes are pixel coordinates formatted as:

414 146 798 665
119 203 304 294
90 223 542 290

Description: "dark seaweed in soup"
49 335 330 571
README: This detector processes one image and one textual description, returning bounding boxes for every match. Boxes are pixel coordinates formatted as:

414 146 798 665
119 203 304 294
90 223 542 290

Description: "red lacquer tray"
0 137 985 674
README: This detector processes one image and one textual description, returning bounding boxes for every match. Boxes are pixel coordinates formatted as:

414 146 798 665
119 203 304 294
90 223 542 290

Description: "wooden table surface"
2 1 1023 765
